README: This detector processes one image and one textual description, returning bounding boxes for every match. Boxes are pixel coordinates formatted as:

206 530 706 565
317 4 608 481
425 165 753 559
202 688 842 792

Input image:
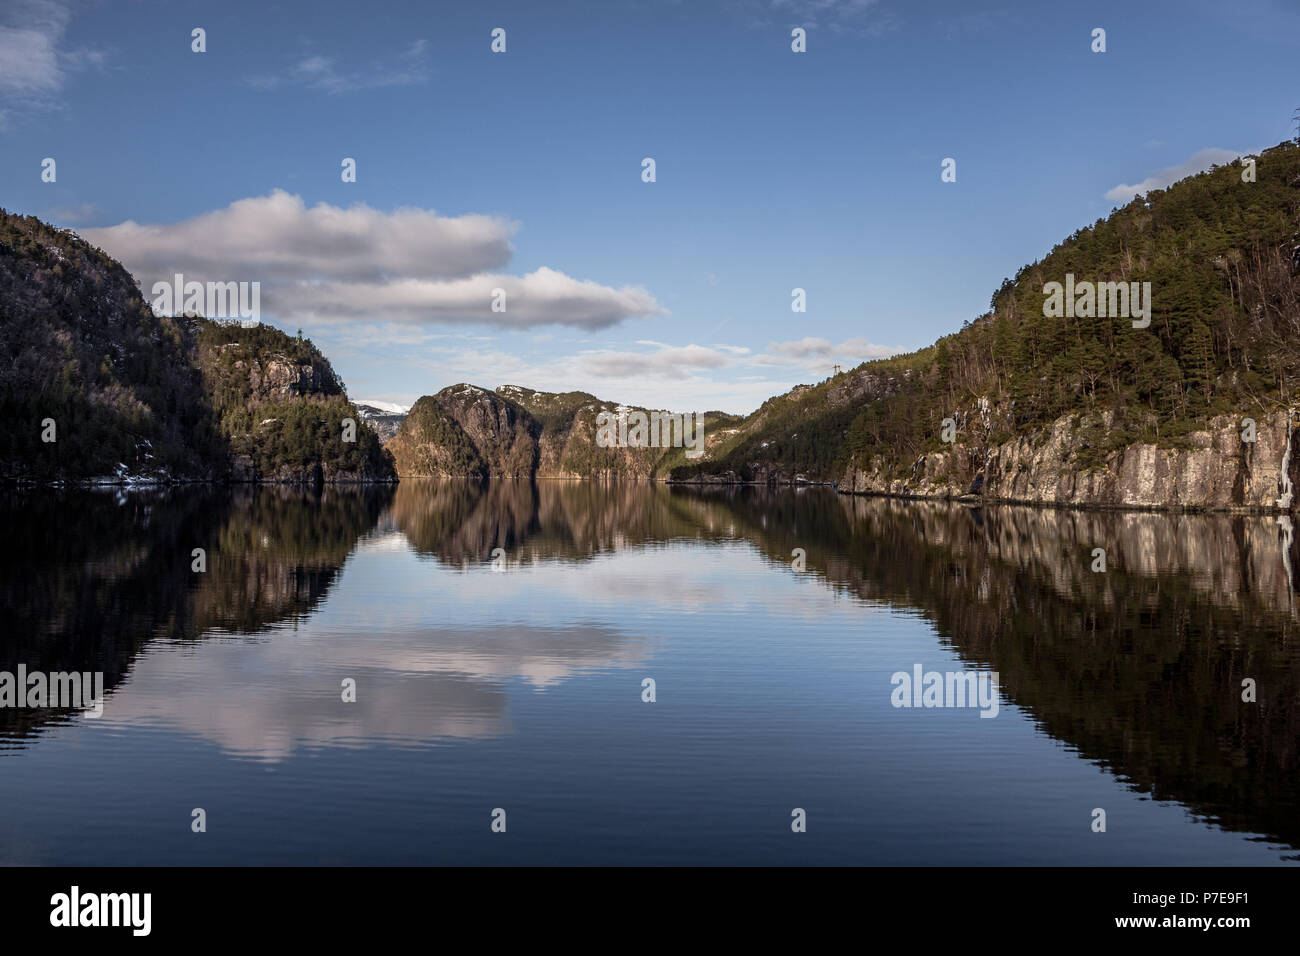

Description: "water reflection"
2 480 1297 854
0 485 390 743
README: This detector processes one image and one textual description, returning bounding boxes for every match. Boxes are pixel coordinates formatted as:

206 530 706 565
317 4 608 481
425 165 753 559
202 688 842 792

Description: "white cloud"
84 190 515 282
0 1 66 100
83 191 664 331
247 39 429 94
767 336 834 358
285 268 663 330
576 344 734 380
1105 148 1249 203
760 335 900 366
0 0 100 122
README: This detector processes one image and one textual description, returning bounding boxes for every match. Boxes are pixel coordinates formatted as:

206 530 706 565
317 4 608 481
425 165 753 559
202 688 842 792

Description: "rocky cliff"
386 386 537 478
386 384 724 479
190 320 396 485
840 408 1299 512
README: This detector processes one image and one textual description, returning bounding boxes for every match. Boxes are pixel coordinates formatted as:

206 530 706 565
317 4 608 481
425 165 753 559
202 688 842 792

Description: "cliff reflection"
4 480 1299 854
683 489 1300 853
0 484 392 742
389 480 1300 850
826 497 1300 853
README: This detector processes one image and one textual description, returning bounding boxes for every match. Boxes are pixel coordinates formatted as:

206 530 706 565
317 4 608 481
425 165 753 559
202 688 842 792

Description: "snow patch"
354 399 411 414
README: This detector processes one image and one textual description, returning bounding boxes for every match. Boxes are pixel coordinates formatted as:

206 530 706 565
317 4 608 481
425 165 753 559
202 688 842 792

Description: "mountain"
669 140 1300 510
193 320 395 483
10 137 1298 506
386 383 742 479
353 401 409 443
387 386 534 479
0 209 395 485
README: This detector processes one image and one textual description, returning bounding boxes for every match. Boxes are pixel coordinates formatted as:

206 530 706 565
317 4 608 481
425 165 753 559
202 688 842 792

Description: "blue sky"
2 0 1297 412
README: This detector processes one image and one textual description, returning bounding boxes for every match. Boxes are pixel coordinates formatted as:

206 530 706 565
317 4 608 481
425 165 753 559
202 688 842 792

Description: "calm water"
1 480 1298 865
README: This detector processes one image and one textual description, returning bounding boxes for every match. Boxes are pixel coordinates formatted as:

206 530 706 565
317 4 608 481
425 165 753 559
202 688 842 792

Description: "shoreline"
9 473 1297 515
831 486 1297 516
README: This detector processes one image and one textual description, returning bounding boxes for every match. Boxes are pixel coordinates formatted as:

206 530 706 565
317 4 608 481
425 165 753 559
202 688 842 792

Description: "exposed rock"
387 384 688 479
387 387 536 478
353 403 407 443
840 410 1298 511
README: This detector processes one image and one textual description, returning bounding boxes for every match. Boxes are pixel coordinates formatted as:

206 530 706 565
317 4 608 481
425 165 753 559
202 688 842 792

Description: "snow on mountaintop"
353 399 410 414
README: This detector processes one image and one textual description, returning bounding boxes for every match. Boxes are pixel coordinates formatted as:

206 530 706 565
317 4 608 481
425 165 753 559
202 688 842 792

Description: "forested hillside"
0 210 394 484
672 140 1300 508
193 321 394 483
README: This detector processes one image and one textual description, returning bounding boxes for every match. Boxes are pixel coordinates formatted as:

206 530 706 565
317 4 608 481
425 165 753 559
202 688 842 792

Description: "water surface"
2 481 1297 864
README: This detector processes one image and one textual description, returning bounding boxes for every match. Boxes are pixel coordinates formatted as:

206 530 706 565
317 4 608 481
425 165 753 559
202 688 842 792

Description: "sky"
1 0 1297 413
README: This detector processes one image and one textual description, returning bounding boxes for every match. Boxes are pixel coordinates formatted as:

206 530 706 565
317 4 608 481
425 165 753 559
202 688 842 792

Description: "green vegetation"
193 319 393 481
386 395 488 478
0 209 394 483
0 211 222 480
674 140 1300 482
392 384 725 479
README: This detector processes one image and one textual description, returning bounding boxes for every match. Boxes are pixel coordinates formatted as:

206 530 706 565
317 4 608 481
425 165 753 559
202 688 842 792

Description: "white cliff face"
841 409 1297 512
1276 411 1294 509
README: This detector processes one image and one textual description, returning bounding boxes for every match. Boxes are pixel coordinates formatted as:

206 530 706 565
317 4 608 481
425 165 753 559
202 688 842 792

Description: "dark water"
1 480 1298 865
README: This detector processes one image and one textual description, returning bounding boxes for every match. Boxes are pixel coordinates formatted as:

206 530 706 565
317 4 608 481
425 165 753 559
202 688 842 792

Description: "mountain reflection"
0 485 392 741
829 497 1300 853
3 480 1298 852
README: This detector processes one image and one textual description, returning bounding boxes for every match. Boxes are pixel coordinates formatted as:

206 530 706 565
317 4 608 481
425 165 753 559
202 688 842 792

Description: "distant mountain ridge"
385 383 741 479
8 138 1299 508
354 399 410 415
353 401 409 443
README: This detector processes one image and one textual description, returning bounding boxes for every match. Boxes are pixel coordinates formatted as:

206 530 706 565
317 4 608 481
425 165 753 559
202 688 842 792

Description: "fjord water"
2 481 1297 865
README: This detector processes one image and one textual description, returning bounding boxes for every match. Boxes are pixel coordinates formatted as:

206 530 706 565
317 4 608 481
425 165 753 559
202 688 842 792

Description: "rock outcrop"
387 387 537 478
193 322 396 485
839 409 1299 511
387 384 705 479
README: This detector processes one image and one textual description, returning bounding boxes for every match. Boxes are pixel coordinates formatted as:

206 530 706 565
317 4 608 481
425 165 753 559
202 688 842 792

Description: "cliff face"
497 385 685 479
536 415 657 479
192 321 396 485
840 409 1298 511
201 345 334 402
387 386 537 478
387 384 703 479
